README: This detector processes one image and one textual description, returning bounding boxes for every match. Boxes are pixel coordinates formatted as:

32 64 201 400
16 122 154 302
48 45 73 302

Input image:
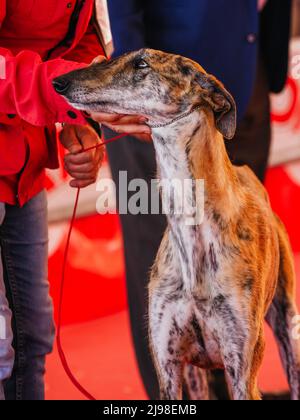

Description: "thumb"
68 142 83 154
60 125 83 154
75 125 101 155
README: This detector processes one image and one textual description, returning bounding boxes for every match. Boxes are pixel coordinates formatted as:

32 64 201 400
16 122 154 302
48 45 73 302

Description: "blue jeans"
0 191 55 400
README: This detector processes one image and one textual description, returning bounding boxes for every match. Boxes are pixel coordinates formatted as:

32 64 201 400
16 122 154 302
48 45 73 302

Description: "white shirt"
95 0 113 55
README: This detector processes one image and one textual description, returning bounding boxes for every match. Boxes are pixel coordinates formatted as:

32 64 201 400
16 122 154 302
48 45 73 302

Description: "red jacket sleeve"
0 47 88 126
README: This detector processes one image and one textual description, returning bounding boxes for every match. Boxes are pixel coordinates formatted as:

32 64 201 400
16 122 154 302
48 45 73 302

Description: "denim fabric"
0 202 14 400
0 191 55 400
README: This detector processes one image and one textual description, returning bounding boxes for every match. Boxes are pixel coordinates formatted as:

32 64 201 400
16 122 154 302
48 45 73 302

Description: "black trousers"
106 58 271 400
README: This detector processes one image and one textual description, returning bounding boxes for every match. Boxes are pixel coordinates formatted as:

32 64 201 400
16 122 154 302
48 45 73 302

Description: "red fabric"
0 0 104 206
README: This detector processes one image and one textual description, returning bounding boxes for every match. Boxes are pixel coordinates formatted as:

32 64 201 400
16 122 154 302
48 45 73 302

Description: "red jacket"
0 0 107 206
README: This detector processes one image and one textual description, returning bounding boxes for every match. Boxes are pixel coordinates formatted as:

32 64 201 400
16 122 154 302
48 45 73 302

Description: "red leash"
57 133 127 401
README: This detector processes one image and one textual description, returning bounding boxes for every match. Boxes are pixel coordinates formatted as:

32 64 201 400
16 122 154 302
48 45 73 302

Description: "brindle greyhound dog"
53 49 300 400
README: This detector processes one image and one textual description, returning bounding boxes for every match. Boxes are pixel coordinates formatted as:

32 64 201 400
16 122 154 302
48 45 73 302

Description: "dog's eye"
134 58 149 70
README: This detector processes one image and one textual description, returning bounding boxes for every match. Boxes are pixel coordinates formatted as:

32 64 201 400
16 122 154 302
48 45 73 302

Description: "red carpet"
45 311 147 400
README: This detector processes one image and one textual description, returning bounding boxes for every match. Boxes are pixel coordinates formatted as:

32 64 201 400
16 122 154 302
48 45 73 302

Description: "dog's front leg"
148 231 190 400
149 290 188 400
211 296 265 400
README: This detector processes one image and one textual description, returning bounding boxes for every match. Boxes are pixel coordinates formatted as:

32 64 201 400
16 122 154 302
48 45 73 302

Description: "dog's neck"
152 109 241 221
152 110 241 293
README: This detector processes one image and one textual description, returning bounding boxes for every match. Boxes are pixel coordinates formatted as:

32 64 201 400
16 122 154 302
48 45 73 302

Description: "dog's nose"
52 77 72 95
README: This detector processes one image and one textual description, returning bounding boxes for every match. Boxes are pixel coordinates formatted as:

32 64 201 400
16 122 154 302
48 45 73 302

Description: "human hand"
89 112 152 142
59 124 104 188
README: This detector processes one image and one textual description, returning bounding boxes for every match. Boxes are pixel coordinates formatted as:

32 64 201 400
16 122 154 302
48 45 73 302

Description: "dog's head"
53 49 236 139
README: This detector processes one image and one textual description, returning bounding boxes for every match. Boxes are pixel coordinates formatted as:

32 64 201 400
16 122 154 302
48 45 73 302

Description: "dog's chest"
187 224 228 368
167 209 227 284
167 224 227 367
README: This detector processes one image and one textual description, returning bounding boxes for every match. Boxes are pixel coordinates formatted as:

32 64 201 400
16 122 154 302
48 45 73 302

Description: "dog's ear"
195 72 237 140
